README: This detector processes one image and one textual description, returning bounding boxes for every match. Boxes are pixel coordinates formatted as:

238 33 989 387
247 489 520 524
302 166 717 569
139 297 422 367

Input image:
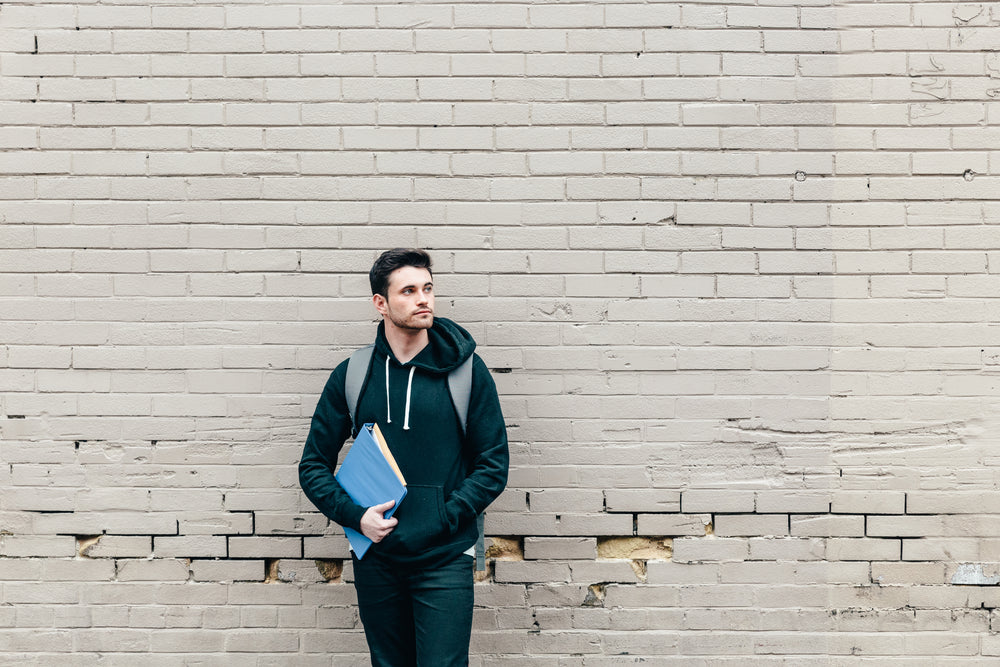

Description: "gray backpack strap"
475 513 486 571
449 354 482 569
345 344 375 431
448 354 474 436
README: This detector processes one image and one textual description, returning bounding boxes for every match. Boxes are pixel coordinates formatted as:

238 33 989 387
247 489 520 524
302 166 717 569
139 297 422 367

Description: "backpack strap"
345 344 374 434
448 354 474 437
448 355 484 570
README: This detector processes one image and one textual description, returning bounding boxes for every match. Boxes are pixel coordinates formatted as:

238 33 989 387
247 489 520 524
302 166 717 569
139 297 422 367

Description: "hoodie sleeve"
298 360 368 533
443 354 510 533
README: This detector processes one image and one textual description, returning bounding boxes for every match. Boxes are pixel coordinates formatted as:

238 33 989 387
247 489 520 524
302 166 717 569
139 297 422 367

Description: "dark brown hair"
369 248 433 297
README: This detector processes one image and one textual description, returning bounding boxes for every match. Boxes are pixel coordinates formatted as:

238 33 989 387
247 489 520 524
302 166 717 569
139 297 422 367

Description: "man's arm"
298 362 370 533
442 355 510 533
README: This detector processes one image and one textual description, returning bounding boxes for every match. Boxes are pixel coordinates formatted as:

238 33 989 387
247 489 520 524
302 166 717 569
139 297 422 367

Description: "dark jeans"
352 550 474 667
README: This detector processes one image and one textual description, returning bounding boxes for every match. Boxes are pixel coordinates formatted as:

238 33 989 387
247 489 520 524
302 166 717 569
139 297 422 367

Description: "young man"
299 248 509 666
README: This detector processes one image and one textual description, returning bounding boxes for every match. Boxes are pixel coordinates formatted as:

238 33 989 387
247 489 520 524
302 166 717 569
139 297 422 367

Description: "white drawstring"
403 366 415 430
385 356 391 424
386 357 416 430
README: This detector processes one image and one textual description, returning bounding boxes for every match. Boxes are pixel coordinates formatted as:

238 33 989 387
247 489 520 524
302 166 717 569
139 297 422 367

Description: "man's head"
370 248 435 332
369 248 432 298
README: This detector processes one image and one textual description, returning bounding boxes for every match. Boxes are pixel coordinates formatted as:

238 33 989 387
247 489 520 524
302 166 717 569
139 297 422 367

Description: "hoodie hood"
374 316 476 374
373 317 477 431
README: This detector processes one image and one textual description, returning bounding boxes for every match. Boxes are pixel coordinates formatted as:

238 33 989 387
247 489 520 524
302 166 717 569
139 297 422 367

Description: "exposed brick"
714 514 789 538
790 515 866 538
494 561 571 584
682 491 755 513
277 559 327 584
831 491 906 515
153 536 227 559
568 560 641 584
524 538 596 561
867 515 943 537
826 538 902 561
0 535 76 558
116 559 190 582
81 536 152 558
190 560 265 582
636 514 710 537
672 538 749 563
748 537 826 562
41 559 116 582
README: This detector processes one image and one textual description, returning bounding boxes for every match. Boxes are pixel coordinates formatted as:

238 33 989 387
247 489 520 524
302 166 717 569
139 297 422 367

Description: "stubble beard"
387 307 433 332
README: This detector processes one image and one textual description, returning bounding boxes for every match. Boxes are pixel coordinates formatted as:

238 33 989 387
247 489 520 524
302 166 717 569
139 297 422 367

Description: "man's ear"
372 293 387 316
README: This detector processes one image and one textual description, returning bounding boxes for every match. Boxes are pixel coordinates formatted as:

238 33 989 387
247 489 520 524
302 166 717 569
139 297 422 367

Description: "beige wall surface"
3 0 1000 662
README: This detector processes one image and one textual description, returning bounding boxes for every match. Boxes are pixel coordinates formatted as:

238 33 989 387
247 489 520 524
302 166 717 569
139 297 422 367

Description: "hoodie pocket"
385 484 448 553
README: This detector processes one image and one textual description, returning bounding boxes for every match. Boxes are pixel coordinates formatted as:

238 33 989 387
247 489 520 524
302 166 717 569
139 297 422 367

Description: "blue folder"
335 423 407 559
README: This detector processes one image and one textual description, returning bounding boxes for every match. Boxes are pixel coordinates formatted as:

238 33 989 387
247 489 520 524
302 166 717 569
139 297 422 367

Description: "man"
299 248 509 666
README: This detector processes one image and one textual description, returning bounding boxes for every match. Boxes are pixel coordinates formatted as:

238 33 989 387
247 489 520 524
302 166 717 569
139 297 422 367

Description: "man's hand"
359 500 398 543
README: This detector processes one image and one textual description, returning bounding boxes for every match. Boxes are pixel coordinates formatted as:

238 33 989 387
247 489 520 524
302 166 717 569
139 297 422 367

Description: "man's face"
374 265 434 332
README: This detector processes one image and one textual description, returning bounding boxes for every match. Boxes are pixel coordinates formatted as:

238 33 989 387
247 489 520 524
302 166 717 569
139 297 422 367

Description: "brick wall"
3 0 1000 662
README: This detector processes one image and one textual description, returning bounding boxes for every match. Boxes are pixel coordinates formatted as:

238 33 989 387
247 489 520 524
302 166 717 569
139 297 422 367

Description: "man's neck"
383 322 429 364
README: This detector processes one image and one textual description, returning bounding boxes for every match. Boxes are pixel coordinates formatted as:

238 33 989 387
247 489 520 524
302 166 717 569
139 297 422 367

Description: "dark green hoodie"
299 317 509 566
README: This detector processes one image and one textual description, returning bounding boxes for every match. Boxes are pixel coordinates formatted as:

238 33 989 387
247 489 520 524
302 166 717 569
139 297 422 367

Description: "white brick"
0 6 76 28
226 6 299 28
152 7 225 29
454 5 527 28
301 6 375 27
4 3 1000 659
529 5 602 28
190 30 262 53
607 5 680 28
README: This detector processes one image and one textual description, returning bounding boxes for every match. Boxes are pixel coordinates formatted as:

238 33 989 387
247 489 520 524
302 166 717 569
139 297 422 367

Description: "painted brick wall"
3 0 1000 662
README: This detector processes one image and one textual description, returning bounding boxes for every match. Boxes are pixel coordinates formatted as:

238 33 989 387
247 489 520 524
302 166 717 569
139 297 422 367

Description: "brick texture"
2 0 1000 662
